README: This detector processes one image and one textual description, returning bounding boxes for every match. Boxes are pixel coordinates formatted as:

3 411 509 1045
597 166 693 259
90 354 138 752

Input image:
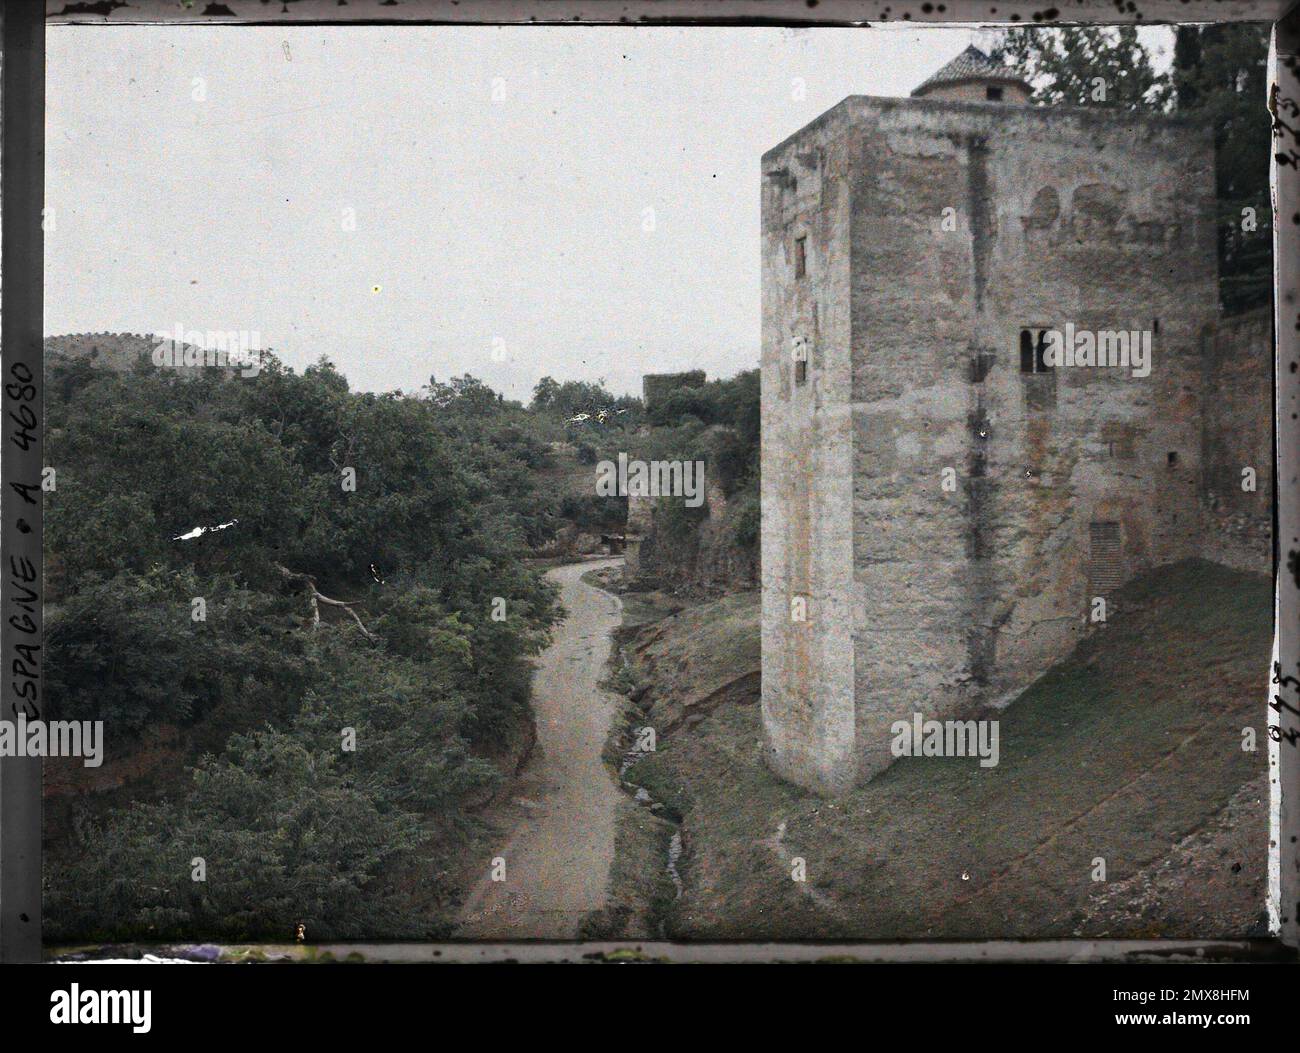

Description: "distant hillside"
46 332 159 371
45 332 256 379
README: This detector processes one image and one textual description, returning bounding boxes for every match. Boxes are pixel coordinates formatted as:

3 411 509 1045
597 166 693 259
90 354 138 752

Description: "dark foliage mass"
631 370 761 582
45 353 561 941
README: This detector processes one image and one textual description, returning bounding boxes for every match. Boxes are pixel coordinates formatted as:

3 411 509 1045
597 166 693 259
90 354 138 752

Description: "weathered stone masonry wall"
762 94 1265 795
847 98 1219 786
1200 307 1274 574
761 106 857 794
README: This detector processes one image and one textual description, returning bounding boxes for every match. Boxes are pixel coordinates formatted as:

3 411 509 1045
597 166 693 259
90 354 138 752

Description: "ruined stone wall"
627 475 757 590
847 98 1218 782
760 104 858 794
675 476 756 589
1200 307 1273 574
622 492 656 579
643 370 706 409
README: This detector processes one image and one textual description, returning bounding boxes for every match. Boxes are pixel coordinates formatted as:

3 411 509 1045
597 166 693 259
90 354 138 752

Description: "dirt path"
456 558 624 939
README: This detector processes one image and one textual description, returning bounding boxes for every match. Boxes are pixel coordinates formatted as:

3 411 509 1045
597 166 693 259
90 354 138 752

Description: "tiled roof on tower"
911 44 1032 102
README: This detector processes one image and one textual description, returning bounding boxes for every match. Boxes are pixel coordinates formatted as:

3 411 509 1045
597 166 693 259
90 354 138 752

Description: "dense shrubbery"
44 348 758 939
637 370 758 492
530 376 643 439
44 353 561 941
47 568 307 735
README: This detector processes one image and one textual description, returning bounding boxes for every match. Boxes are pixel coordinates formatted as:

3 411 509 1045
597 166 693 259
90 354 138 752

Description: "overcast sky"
45 25 1171 399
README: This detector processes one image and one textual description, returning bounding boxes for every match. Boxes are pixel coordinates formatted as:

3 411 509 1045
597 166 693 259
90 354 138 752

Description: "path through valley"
456 558 624 939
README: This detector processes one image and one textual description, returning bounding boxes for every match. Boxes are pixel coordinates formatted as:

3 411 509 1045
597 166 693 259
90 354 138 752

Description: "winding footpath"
456 558 625 939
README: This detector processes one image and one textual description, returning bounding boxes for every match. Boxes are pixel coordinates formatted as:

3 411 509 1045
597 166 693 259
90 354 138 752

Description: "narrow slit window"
1020 327 1055 374
1035 331 1054 373
794 236 807 279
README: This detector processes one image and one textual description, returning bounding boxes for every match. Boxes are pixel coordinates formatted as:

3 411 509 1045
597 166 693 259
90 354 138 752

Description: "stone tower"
911 45 1033 104
760 50 1225 795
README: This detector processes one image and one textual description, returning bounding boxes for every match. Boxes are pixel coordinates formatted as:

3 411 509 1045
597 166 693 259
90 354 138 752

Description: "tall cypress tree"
1168 24 1272 314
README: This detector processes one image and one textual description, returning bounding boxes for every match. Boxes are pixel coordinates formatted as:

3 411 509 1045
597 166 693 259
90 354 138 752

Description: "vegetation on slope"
617 560 1270 939
43 339 760 942
44 350 562 941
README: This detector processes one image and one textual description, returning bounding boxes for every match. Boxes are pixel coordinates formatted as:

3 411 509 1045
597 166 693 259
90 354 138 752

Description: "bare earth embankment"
610 558 1271 940
456 558 625 939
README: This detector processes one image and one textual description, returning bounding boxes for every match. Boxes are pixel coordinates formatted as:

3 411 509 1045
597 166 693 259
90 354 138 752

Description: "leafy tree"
528 375 642 434
46 727 438 941
46 568 306 734
987 26 1164 111
638 369 759 497
44 347 564 940
623 368 762 584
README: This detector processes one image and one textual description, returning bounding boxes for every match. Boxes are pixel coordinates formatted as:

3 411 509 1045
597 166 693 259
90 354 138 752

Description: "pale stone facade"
761 65 1271 794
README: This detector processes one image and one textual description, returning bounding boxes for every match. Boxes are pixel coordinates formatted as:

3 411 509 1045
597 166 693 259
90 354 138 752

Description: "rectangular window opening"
1088 521 1124 596
1020 327 1055 375
1102 422 1136 460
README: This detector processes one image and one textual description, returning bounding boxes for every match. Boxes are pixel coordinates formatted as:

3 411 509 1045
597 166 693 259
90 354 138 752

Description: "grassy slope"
621 559 1271 939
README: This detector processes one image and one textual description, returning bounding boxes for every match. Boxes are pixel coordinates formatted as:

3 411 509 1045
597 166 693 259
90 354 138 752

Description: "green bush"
44 352 563 940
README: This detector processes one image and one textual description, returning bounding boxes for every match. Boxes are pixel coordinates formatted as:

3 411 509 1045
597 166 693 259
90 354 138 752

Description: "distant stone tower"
642 370 706 409
760 48 1236 795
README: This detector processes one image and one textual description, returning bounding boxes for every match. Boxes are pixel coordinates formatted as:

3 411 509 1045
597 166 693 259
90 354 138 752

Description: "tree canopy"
45 350 562 941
